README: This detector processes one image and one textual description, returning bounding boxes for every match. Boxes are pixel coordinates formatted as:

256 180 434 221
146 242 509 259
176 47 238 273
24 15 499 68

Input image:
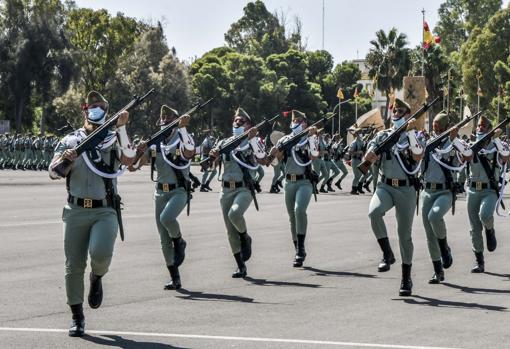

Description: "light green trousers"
420 189 452 261
154 188 187 266
466 187 497 253
63 204 118 305
271 162 284 185
284 179 313 241
330 160 348 182
368 183 416 264
220 187 253 254
351 158 363 186
313 159 329 183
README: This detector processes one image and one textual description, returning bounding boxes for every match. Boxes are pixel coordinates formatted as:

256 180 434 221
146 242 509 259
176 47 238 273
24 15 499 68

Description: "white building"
350 59 403 118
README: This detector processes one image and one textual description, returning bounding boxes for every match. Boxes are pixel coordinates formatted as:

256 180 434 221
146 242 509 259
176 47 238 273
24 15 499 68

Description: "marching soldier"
200 129 217 192
314 129 330 193
349 128 365 195
49 91 136 337
329 134 349 190
364 98 424 296
269 110 319 267
209 108 268 278
465 116 509 273
131 105 195 290
420 112 457 284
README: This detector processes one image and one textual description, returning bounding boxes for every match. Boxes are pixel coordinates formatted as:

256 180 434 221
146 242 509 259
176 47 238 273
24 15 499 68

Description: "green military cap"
291 109 307 121
433 112 449 129
392 98 411 113
234 107 252 122
86 91 108 106
160 105 179 119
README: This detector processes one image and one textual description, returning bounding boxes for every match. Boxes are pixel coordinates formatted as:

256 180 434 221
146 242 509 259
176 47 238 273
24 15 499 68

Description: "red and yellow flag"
423 21 440 49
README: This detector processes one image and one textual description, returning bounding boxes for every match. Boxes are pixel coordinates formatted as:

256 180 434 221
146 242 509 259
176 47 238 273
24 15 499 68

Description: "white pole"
338 98 342 136
421 8 425 76
322 0 325 50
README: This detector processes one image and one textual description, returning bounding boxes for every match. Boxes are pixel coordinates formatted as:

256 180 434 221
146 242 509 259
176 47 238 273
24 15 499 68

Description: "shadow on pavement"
175 288 257 303
244 276 321 288
393 295 507 312
303 266 377 279
441 282 510 294
484 271 510 280
83 334 189 349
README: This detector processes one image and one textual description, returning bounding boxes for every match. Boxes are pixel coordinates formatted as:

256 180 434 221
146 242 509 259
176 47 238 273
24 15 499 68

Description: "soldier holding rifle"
49 91 139 337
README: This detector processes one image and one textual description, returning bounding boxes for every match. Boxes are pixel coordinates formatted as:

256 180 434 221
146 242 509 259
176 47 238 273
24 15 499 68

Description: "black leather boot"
172 237 187 267
239 232 252 261
200 185 209 192
269 184 279 193
232 252 247 278
363 181 371 193
319 184 327 193
377 237 396 272
88 273 103 309
428 260 444 284
69 304 85 337
399 263 413 296
276 180 283 189
293 234 307 267
164 265 182 290
350 186 359 195
335 179 343 190
438 238 453 269
357 183 365 194
326 179 335 192
205 180 213 191
485 228 497 252
471 251 485 273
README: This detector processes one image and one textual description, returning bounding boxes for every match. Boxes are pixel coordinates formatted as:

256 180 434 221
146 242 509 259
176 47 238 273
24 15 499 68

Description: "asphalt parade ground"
0 168 509 349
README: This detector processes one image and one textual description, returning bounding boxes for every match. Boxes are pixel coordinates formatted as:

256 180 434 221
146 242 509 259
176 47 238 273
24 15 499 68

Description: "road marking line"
0 327 461 349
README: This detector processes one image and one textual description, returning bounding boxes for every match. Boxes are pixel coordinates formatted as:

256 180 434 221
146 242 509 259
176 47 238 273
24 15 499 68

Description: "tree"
460 5 510 114
365 28 411 125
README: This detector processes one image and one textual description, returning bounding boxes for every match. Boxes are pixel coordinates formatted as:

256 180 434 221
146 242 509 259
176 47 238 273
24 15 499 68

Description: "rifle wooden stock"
52 88 156 177
356 96 440 175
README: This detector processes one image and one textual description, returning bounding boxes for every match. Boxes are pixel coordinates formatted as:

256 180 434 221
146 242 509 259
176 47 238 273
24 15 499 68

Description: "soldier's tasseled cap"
433 112 449 129
160 105 179 121
291 109 307 121
86 91 108 107
392 98 411 113
234 107 252 122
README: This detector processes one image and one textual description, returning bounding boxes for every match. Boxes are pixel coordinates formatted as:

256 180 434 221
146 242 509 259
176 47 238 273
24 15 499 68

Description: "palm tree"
365 28 411 126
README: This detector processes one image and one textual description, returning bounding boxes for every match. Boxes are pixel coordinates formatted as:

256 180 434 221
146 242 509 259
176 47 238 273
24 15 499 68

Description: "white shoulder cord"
393 148 422 175
431 145 466 172
160 141 191 170
231 150 260 170
496 160 508 217
291 147 312 167
82 152 126 179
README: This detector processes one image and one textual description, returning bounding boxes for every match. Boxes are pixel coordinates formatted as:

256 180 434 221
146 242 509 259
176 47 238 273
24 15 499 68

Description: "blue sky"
73 0 477 64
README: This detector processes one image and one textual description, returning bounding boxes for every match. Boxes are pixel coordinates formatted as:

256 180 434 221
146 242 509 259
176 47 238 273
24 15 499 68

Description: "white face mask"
87 107 106 124
233 126 244 137
392 117 405 129
476 132 486 142
291 122 303 135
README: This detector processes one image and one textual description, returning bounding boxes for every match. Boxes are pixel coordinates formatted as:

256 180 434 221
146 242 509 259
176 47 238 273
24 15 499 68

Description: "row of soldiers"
0 133 58 170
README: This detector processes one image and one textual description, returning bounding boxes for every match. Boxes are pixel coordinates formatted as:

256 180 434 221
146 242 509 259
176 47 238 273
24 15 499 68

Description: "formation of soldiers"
36 88 510 338
0 133 58 170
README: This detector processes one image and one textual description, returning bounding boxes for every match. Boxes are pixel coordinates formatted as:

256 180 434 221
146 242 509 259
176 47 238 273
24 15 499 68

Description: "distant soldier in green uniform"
0 134 6 169
329 134 349 190
200 129 217 192
465 116 509 273
209 108 269 278
314 129 329 193
364 98 424 296
420 112 457 284
349 128 365 195
49 91 136 337
131 105 195 290
269 110 319 267
13 134 23 170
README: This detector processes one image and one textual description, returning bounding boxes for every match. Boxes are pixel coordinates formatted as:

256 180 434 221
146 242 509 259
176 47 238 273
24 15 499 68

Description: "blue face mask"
392 117 405 129
476 132 486 142
233 126 244 137
88 107 106 124
291 122 303 135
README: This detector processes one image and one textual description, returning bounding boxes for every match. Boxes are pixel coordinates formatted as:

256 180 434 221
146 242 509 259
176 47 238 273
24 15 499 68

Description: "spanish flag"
337 88 344 100
423 21 440 49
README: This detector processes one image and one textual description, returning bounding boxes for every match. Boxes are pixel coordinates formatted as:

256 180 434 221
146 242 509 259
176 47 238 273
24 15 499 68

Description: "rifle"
199 113 280 171
51 88 156 177
357 96 440 175
425 112 479 154
469 116 510 154
131 98 213 168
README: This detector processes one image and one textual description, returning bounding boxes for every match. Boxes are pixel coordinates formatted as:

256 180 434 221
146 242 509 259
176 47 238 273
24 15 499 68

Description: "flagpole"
322 0 325 50
421 8 425 76
338 97 342 136
477 78 480 112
